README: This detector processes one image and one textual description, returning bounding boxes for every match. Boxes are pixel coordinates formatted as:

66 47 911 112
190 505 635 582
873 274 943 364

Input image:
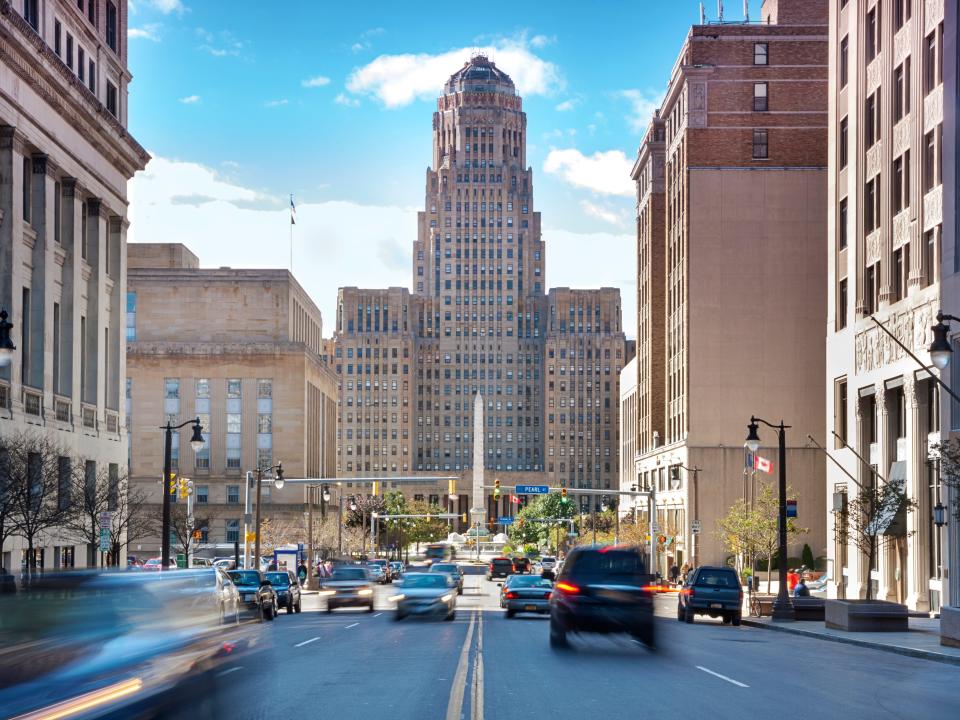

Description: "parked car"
265 570 303 614
501 575 554 617
486 557 514 581
512 557 532 574
190 557 213 568
394 572 457 621
142 558 177 572
324 566 375 613
677 565 744 625
429 562 464 595
549 546 655 649
367 558 393 583
227 569 278 621
366 562 388 584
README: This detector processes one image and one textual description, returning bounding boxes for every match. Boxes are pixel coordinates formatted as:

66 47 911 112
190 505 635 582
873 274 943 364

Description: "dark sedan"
500 575 554 617
324 567 375 612
227 570 278 621
265 570 303 614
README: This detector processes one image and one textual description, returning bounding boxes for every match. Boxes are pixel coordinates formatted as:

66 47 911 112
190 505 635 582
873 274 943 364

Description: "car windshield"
507 576 553 588
227 571 260 586
566 550 647 577
696 570 740 588
402 575 448 589
332 568 367 581
265 572 290 586
431 564 458 573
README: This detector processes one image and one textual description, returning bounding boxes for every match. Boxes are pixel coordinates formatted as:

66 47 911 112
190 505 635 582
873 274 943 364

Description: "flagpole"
289 194 294 271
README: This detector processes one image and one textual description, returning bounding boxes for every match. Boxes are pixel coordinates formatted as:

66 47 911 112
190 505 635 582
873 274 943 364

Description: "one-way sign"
515 484 549 494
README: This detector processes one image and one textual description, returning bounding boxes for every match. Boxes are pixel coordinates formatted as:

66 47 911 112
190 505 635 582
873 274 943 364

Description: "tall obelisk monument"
472 393 485 552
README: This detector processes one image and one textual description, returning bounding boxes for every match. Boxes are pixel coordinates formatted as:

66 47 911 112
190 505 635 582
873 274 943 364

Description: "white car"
540 557 558 570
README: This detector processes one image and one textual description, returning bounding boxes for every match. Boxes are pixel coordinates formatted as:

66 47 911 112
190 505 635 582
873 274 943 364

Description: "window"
126 291 136 341
893 247 904 301
66 34 74 70
838 278 848 329
21 157 31 224
924 229 938 286
894 0 911 30
892 151 909 214
55 20 62 56
106 81 117 117
225 520 240 543
839 117 848 169
88 60 95 94
106 2 118 51
839 36 848 88
88 0 96 23
753 82 768 112
834 379 848 447
924 32 939 93
866 6 880 61
227 485 240 504
923 128 940 191
754 42 768 65
23 0 38 30
893 60 910 121
197 485 208 504
838 198 848 250
865 91 880 147
864 264 878 315
752 129 768 159
864 176 880 233
78 48 85 82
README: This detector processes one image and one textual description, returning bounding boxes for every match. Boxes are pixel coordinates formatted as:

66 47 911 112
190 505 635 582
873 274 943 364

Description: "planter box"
793 597 825 621
825 599 908 632
941 606 960 648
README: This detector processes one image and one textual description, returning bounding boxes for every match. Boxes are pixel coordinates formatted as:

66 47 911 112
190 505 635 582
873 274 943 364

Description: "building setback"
329 56 630 530
629 0 829 574
127 244 337 556
0 1 148 570
825 0 957 615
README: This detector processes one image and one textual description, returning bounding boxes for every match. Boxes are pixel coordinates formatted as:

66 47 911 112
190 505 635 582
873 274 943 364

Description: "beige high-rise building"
127 244 337 557
328 56 629 532
0 1 148 570
629 0 829 574
825 0 957 617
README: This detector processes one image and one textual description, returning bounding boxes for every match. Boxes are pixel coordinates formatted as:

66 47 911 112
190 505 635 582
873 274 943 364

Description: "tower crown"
444 55 516 96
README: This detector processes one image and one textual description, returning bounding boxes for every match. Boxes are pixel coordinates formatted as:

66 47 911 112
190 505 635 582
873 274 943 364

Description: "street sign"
99 528 110 552
186 515 195 530
99 511 112 530
692 520 701 534
499 516 514 525
786 499 798 518
567 531 578 537
651 521 659 533
515 484 549 495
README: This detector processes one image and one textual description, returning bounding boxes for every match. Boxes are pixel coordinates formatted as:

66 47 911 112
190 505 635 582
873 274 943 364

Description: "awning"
868 461 908 536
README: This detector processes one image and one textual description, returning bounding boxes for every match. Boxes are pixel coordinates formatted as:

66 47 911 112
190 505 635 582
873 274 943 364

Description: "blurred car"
512 557 532 574
324 566 375 612
540 557 558 571
142 557 178 572
393 572 457 621
366 562 388 584
677 566 743 625
0 570 257 719
190 558 213 568
227 570 278 621
429 562 464 595
486 557 514 581
367 558 393 583
265 570 302 614
549 546 655 649
389 561 405 579
501 575 554 617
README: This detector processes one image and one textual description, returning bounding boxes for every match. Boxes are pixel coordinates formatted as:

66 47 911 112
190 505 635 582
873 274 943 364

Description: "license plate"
710 603 722 609
525 605 537 611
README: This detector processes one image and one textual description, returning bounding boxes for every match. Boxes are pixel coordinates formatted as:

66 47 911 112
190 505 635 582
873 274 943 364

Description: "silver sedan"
392 573 457 621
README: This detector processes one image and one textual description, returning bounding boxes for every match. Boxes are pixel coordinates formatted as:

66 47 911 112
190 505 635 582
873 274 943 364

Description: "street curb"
741 618 960 667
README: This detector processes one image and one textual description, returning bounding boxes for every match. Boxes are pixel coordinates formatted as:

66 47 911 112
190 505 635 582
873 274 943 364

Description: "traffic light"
372 481 380 496
461 513 468 523
178 478 193 500
192 530 202 541
168 473 177 496
448 479 456 496
561 487 569 504
493 479 501 500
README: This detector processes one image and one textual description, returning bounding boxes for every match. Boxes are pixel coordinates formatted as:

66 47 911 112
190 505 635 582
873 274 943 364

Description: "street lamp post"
160 418 204 569
253 462 284 570
745 416 795 621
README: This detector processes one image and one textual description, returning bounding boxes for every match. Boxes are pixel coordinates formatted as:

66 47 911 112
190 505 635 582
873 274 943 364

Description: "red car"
142 558 177 572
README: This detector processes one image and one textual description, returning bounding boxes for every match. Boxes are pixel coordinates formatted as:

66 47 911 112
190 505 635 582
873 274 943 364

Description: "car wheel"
549 615 569 649
295 599 302 613
732 613 742 626
677 603 684 622
326 604 333 614
684 607 695 624
722 614 732 625
506 609 515 619
394 611 406 621
266 604 275 621
632 623 655 649
445 610 456 621
287 599 294 614
367 603 375 613
258 604 265 622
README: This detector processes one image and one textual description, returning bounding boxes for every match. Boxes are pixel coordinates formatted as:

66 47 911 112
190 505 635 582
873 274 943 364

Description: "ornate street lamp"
253 461 284 568
745 415 795 621
160 418 205 568
934 501 948 529
929 312 958 370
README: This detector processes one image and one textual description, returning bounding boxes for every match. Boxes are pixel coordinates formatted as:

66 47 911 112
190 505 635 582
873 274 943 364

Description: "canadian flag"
754 455 774 474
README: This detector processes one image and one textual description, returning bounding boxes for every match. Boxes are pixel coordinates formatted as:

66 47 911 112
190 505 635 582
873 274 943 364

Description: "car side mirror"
497 582 503 587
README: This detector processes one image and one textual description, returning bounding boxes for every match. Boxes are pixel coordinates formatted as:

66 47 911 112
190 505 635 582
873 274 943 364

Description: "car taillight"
506 591 517 599
545 592 552 599
682 587 695 597
555 581 579 594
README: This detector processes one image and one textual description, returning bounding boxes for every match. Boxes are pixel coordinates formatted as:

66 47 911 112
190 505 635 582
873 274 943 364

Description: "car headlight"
441 594 453 602
358 588 373 596
389 594 405 602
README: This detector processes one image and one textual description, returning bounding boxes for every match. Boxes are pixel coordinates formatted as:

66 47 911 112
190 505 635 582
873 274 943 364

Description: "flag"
754 455 773 474
290 195 296 225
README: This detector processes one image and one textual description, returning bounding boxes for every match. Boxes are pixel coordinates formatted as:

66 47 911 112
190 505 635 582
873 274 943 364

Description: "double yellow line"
445 611 484 720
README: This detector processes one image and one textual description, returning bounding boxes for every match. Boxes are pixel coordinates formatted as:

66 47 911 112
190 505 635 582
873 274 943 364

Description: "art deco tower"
411 56 546 474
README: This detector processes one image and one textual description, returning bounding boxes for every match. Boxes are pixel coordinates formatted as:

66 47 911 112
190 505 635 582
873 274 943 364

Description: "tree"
716 498 763 576
60 459 110 567
932 439 960 521
407 500 449 551
508 493 577 550
170 504 211 564
832 477 914 601
5 433 69 576
110 480 158 563
0 444 16 571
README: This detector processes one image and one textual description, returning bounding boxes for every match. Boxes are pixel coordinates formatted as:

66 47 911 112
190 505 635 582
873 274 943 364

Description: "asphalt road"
208 566 960 720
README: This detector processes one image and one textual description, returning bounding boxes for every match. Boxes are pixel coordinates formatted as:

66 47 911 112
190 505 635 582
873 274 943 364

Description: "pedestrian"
793 577 810 597
680 562 691 583
787 568 800 593
297 561 308 586
669 564 680 586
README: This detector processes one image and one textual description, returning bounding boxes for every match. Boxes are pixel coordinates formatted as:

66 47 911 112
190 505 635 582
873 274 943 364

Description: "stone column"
849 394 867 599
876 383 897 602
61 179 81 417
906 376 930 611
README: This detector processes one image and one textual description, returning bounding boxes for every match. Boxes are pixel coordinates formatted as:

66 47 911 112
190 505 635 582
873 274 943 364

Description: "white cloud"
351 27 386 53
580 200 625 227
302 75 331 88
617 88 664 133
178 94 201 104
129 24 161 41
128 156 417 329
334 93 360 107
529 34 555 49
554 99 578 112
264 99 289 107
543 148 634 197
196 28 242 57
145 0 185 14
346 38 562 108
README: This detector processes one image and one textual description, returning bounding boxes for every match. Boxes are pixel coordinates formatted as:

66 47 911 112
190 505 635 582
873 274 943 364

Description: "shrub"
801 543 815 569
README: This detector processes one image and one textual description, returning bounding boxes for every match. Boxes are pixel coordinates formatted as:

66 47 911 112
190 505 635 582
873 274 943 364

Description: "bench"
792 596 825 621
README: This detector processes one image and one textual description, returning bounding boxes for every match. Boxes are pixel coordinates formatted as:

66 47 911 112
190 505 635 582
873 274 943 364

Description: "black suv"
549 546 655 650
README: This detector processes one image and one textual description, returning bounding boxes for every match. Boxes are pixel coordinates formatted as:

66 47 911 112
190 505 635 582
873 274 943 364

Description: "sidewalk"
742 614 960 666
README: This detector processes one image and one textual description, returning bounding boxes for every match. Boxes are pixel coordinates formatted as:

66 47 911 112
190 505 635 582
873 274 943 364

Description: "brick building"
629 0 829 573
329 56 630 529
127 244 337 556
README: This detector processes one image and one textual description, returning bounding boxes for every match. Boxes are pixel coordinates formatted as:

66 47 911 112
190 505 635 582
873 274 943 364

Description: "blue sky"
125 0 749 336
